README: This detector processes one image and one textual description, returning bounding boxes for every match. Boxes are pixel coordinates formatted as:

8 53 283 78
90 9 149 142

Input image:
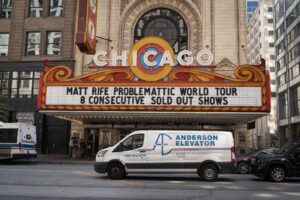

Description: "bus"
0 122 37 160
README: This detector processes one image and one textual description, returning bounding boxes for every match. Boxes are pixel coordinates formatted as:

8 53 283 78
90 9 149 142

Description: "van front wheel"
200 164 218 181
107 163 126 180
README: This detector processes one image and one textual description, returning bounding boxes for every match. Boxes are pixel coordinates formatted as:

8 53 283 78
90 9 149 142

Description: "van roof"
130 130 232 134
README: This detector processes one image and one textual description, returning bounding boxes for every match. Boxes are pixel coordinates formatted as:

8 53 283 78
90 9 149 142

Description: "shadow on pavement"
0 159 37 165
94 174 234 182
250 177 300 183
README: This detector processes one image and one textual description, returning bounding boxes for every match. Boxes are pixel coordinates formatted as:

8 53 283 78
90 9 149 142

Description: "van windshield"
0 129 18 143
113 134 144 152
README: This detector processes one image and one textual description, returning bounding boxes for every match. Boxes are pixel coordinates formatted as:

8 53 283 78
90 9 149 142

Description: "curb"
31 160 94 165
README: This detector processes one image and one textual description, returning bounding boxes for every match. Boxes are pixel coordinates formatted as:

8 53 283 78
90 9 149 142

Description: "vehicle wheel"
200 164 218 181
269 166 286 182
237 162 250 174
107 163 126 180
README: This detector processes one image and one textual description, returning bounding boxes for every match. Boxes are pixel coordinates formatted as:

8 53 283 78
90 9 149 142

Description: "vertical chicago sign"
75 0 97 54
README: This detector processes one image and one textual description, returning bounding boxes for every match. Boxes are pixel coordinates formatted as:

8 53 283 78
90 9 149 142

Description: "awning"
40 110 268 125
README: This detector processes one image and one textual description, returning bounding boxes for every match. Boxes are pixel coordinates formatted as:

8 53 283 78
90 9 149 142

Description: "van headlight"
97 150 108 157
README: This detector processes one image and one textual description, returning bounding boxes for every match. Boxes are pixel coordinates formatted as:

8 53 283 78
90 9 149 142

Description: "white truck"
0 122 37 160
94 130 236 181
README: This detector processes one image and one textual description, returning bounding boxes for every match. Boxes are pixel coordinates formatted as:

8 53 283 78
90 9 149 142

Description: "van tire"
200 164 218 181
107 163 126 180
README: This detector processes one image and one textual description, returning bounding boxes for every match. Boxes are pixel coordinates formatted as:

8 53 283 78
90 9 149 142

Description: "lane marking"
72 171 95 177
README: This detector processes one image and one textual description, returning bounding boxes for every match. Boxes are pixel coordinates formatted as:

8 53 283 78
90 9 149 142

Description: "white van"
94 130 236 181
0 122 37 160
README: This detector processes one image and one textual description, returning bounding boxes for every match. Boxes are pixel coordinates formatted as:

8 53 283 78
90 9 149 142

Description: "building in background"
274 0 300 145
246 0 277 151
0 0 76 154
247 0 259 22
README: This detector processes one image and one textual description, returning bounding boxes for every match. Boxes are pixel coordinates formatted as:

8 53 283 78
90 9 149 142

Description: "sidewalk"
30 154 94 165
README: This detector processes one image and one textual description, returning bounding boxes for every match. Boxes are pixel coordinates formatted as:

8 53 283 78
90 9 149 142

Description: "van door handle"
139 150 146 153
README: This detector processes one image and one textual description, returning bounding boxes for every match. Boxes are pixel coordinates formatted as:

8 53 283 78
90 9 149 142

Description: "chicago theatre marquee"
38 0 270 153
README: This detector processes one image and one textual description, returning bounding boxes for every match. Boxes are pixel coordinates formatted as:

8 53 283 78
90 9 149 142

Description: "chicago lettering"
94 50 214 67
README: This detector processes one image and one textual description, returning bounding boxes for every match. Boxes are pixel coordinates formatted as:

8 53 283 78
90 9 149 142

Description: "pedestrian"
69 137 74 158
87 142 92 158
79 139 86 158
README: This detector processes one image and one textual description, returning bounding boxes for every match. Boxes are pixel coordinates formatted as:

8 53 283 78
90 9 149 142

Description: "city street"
0 162 300 200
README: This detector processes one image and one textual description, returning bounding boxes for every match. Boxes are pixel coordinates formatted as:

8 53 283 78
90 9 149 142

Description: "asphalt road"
0 161 300 200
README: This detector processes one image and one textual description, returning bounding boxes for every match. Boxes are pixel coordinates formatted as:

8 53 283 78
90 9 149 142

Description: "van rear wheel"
200 164 218 181
107 163 126 180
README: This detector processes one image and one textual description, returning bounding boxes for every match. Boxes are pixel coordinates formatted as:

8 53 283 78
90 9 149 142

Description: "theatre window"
134 8 188 55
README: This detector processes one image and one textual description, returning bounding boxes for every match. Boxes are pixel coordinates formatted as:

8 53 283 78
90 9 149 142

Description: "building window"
49 0 63 16
267 7 273 12
0 71 9 98
291 86 300 116
290 63 300 79
18 72 34 98
46 31 61 55
269 43 274 48
268 19 273 24
10 72 18 98
268 31 274 36
286 25 299 46
286 5 298 29
287 44 300 64
275 0 284 23
279 92 288 119
0 33 9 56
278 72 286 86
4 71 41 99
0 0 12 19
26 32 40 56
29 0 43 17
277 56 285 71
276 23 284 39
270 55 275 60
271 80 276 85
33 71 40 95
134 8 188 56
270 67 275 72
285 0 294 11
276 40 285 55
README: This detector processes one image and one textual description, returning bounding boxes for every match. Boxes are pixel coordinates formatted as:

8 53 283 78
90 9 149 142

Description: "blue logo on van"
153 133 172 156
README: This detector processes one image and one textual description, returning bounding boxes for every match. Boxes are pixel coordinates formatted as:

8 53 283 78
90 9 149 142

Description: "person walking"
69 137 74 158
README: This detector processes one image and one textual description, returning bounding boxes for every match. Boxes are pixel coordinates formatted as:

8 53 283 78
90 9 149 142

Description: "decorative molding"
119 0 202 52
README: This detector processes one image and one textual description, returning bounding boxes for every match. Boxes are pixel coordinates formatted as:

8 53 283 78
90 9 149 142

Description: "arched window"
134 8 188 54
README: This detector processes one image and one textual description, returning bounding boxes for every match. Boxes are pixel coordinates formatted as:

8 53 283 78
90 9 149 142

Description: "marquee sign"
38 37 270 112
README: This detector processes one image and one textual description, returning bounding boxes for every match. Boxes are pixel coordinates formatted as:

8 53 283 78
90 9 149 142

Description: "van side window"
113 134 144 152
